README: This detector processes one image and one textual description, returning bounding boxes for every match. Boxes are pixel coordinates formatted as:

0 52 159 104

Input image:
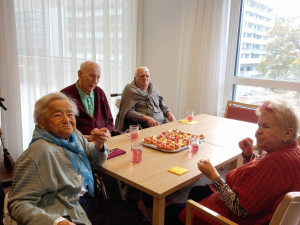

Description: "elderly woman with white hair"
8 92 143 225
165 99 300 225
115 66 175 132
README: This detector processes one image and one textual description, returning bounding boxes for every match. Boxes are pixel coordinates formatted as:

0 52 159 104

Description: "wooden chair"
3 192 18 225
111 93 122 109
93 169 125 200
224 101 263 158
224 101 259 124
186 192 300 225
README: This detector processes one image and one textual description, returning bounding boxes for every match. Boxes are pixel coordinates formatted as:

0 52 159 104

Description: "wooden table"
97 114 257 225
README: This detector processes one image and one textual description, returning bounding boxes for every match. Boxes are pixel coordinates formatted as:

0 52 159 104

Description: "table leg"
152 197 165 225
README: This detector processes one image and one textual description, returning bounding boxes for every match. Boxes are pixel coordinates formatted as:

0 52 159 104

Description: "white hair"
256 99 299 141
34 92 78 124
134 66 150 77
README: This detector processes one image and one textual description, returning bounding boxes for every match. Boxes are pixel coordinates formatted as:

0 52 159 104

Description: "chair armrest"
186 199 238 225
3 192 18 225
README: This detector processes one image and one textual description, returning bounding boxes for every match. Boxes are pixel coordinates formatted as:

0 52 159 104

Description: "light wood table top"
97 114 257 225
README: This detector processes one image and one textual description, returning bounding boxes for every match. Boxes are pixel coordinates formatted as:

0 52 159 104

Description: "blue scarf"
29 125 94 196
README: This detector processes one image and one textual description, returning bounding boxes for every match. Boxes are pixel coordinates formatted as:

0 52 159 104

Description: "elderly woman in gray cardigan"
115 66 176 132
8 93 142 225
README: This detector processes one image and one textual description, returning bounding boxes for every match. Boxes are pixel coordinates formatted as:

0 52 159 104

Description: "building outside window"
233 0 300 114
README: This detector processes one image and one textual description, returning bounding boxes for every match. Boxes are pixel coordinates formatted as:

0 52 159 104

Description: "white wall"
141 0 182 119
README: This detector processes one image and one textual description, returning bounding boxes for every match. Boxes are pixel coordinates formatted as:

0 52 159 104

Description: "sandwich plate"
142 129 205 153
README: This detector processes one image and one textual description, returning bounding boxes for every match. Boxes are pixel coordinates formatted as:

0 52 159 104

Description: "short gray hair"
134 66 150 77
34 92 79 124
256 99 299 141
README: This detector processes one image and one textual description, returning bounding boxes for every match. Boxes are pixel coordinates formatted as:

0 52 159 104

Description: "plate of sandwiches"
142 129 205 153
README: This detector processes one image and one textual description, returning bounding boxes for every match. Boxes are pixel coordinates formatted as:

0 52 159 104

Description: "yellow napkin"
179 119 200 125
168 166 188 175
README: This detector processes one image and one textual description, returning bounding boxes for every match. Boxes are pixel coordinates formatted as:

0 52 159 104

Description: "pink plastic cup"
189 135 199 153
186 110 194 122
131 142 142 163
129 125 139 141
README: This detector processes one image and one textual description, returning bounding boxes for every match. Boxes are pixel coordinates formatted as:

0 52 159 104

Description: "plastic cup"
126 125 139 141
189 135 200 153
186 110 194 122
131 142 142 163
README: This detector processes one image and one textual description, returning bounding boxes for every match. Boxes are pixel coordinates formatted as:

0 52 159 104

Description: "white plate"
142 141 189 153
141 129 205 153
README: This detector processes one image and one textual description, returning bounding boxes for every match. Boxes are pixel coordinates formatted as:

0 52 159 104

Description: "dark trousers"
79 194 142 225
164 185 213 225
126 185 153 209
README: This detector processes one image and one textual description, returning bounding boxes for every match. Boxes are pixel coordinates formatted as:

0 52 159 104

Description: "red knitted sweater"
179 142 300 225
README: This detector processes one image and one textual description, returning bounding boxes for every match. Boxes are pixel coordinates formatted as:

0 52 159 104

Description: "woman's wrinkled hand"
238 137 254 158
83 134 94 142
91 127 110 151
197 159 220 181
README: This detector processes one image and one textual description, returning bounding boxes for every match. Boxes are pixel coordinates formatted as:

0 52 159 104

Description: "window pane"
236 0 300 81
235 84 300 114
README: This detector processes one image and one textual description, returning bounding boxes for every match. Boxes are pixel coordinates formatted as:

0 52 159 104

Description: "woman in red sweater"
165 99 300 225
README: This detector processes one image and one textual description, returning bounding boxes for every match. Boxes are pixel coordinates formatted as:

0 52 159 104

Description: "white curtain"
175 0 241 117
0 0 138 160
0 0 23 161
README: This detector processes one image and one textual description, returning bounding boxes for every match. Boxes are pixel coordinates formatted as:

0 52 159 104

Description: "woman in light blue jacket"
8 92 143 225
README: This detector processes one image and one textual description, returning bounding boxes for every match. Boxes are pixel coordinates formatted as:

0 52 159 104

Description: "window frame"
230 0 300 102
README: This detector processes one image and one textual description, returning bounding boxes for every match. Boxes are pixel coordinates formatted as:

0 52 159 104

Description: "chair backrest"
115 98 121 109
110 93 122 109
186 192 300 225
224 100 259 124
270 192 300 225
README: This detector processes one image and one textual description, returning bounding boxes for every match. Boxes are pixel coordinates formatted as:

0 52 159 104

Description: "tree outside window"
233 0 300 114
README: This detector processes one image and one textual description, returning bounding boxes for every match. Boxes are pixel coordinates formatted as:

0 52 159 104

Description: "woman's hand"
197 159 220 181
91 127 110 151
83 134 94 142
238 137 254 158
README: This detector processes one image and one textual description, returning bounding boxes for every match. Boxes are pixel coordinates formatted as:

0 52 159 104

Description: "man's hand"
143 115 159 127
197 159 220 181
166 111 176 122
238 137 254 158
91 127 110 151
